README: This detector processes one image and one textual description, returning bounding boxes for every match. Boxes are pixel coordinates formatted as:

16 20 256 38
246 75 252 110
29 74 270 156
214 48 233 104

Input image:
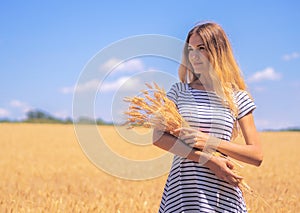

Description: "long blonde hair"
179 22 248 138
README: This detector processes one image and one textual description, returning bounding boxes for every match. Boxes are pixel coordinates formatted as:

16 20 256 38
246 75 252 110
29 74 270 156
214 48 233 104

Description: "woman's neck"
190 78 214 91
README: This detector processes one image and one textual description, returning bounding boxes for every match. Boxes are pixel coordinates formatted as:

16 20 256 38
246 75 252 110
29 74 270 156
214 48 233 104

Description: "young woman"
153 22 263 213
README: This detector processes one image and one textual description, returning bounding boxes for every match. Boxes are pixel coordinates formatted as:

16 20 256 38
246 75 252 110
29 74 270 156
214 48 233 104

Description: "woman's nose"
190 51 200 60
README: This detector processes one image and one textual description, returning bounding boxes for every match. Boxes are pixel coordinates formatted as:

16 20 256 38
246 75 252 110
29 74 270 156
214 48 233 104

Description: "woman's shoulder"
169 82 189 92
233 90 254 101
233 89 256 119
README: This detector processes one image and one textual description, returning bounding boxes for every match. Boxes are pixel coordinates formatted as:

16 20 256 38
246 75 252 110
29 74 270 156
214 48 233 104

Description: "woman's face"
188 33 210 76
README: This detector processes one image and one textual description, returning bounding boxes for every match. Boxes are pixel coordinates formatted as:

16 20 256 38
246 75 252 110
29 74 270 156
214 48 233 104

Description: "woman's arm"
153 129 243 186
218 113 263 166
175 113 263 166
153 129 203 163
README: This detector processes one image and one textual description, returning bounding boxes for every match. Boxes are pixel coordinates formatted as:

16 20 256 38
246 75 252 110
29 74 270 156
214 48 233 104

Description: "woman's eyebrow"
188 43 205 48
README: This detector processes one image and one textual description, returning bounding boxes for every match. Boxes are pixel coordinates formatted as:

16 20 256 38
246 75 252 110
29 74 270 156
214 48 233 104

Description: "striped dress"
158 82 256 213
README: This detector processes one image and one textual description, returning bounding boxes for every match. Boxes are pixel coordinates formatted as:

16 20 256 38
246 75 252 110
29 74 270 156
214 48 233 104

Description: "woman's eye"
188 46 205 52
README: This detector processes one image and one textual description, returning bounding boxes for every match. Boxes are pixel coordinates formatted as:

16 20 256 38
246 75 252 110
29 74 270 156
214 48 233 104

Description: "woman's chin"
192 72 201 79
192 69 202 75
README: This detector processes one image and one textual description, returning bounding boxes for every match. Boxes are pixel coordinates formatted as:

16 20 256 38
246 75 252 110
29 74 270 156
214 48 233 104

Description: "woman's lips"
193 62 203 66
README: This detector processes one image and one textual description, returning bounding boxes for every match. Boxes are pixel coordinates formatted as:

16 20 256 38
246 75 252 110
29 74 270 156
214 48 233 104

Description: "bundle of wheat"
123 82 189 136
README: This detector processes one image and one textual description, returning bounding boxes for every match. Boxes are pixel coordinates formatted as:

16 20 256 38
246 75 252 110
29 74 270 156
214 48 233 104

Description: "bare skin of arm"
217 113 263 166
153 129 243 186
175 113 263 167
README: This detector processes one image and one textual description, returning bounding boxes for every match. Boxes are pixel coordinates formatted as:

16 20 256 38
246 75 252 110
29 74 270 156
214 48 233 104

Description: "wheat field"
0 123 299 212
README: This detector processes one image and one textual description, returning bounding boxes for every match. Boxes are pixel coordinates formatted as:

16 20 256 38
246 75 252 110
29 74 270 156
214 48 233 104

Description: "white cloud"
61 79 100 94
100 76 143 92
282 52 300 61
100 58 121 71
61 76 142 94
61 58 146 95
9 100 31 112
0 108 10 117
75 79 100 92
100 58 145 74
61 86 74 94
248 67 281 83
116 59 144 72
100 77 130 92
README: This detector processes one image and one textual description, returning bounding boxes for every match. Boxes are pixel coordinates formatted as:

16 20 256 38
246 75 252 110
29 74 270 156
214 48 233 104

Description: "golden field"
0 123 299 213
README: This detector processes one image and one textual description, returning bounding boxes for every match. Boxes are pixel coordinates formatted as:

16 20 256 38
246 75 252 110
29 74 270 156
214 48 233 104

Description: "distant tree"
25 109 61 123
0 118 10 123
64 117 73 124
96 118 105 125
76 116 94 124
74 116 112 125
21 109 109 125
27 110 49 119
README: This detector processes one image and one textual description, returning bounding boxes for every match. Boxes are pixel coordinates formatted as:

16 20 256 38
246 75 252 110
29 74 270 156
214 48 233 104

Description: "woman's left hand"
174 127 209 150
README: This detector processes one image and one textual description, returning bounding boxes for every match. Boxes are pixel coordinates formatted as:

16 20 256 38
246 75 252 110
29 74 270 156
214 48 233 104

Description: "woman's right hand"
206 156 243 187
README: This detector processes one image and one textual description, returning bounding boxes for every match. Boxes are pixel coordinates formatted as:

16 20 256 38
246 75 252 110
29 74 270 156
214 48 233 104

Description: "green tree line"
0 109 112 125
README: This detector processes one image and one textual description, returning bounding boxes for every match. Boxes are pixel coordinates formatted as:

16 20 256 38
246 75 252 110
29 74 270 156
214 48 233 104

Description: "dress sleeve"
166 83 179 107
236 91 256 120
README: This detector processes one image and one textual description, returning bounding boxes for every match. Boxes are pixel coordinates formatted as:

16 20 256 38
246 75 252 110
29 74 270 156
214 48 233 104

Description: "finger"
226 160 235 170
227 176 239 187
193 142 204 149
176 130 189 137
173 128 181 133
175 127 197 134
174 127 187 132
222 176 234 186
233 173 243 180
179 135 188 140
180 134 196 141
183 139 195 145
226 169 243 180
174 128 189 135
221 173 239 186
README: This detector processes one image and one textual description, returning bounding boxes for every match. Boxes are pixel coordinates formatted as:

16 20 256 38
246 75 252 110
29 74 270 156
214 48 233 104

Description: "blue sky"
1 1 299 130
